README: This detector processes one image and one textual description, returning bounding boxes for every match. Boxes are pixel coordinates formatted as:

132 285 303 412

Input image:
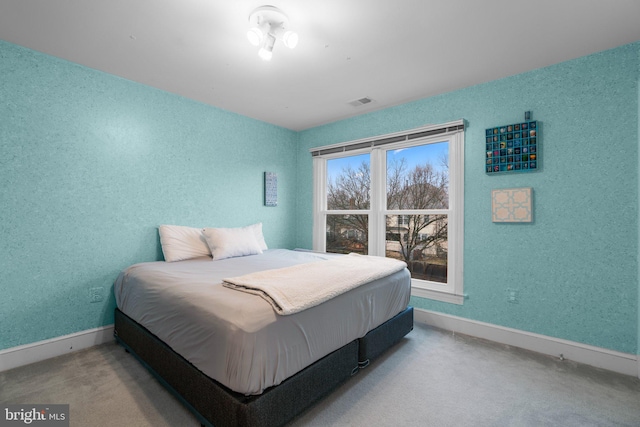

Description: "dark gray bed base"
114 306 413 427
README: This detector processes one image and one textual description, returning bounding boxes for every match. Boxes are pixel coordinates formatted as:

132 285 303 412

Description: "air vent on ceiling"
348 97 374 107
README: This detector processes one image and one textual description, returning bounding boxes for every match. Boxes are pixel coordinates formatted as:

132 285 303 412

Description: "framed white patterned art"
491 187 532 223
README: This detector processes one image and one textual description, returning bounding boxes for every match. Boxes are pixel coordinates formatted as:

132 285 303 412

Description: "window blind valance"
309 120 465 157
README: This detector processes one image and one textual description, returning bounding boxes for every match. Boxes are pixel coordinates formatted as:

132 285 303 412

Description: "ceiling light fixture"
247 5 298 61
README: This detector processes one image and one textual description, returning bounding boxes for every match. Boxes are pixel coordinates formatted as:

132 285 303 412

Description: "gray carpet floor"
1 323 639 426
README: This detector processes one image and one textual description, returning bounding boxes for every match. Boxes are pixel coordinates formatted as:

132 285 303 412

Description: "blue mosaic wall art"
486 112 539 174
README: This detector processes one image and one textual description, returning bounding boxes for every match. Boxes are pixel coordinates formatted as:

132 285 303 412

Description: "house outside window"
311 121 465 304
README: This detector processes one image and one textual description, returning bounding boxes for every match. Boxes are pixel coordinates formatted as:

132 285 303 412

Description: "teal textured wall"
297 42 640 355
0 41 298 350
2 38 638 358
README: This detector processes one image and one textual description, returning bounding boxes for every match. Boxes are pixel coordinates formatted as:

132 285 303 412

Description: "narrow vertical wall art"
264 172 277 207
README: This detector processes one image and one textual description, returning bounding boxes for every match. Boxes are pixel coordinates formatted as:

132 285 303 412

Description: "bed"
114 232 413 427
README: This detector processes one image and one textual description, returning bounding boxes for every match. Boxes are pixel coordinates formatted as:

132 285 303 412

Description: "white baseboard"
2 314 638 379
415 309 639 378
0 325 115 372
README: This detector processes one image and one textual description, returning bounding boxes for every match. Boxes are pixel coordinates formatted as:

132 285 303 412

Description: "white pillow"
159 225 211 262
250 222 268 251
203 225 263 260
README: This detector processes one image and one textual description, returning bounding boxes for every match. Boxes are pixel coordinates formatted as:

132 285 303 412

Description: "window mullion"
385 209 450 216
369 148 386 256
312 157 327 252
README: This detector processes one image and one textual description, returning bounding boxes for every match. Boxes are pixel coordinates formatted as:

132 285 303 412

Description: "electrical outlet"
89 287 104 303
507 288 519 304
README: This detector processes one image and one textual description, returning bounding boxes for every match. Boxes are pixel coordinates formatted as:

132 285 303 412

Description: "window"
312 121 464 304
325 153 370 255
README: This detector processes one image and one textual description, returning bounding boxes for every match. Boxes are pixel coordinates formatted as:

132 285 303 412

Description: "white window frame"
312 121 465 305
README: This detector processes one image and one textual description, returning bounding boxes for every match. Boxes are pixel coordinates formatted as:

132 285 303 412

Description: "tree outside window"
325 143 449 282
326 157 369 254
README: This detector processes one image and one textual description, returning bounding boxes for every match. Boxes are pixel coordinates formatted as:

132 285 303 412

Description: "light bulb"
247 27 263 46
283 31 298 49
258 48 273 61
258 33 276 61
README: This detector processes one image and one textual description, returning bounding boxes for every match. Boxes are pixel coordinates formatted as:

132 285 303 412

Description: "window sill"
411 286 466 305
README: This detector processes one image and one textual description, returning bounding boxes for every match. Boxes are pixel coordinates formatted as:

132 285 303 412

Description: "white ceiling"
1 0 639 131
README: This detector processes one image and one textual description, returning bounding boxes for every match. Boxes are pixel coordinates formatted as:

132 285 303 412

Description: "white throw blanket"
222 253 407 315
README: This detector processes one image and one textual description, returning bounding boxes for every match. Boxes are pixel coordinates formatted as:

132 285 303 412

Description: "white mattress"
114 249 411 395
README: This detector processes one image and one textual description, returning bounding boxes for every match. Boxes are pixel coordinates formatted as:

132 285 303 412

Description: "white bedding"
223 253 407 315
114 249 411 395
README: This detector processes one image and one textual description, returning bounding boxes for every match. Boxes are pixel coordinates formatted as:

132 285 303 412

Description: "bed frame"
114 306 413 427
